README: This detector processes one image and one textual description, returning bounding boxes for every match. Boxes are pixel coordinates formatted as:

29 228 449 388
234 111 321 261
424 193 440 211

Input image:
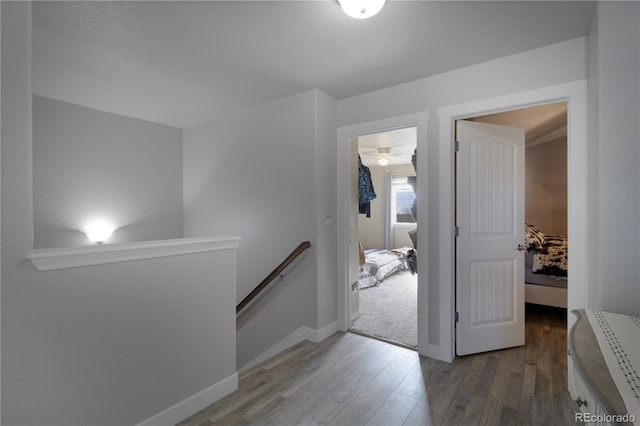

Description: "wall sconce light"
85 219 116 245
338 0 386 19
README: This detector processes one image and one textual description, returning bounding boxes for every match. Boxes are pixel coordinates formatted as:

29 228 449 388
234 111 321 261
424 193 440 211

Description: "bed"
524 224 568 308
358 248 405 289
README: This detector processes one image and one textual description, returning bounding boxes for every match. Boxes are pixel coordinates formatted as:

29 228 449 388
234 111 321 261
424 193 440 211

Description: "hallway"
181 304 577 425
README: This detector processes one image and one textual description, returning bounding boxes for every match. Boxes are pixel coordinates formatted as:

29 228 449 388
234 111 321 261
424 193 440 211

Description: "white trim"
351 310 361 323
239 321 338 373
26 235 241 271
137 373 238 426
337 112 430 358
438 80 589 362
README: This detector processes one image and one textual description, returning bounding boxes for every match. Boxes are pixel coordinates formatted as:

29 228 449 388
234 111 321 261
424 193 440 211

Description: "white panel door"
456 120 525 356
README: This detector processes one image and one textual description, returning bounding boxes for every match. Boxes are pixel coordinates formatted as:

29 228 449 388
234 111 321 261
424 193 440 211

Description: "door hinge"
454 226 460 238
455 312 460 323
455 140 460 152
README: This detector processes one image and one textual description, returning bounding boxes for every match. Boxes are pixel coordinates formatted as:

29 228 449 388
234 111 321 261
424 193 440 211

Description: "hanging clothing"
358 155 376 217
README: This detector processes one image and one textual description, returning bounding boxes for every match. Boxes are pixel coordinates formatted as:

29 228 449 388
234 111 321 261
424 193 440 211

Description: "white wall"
2 4 236 424
33 96 183 248
183 89 337 368
525 138 568 236
338 37 589 351
588 2 640 315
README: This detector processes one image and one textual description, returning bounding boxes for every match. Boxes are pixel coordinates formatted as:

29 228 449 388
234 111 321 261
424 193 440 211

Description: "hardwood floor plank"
441 390 470 425
518 393 533 426
403 395 433 426
528 396 555 425
499 405 520 426
500 344 526 375
525 341 540 366
471 354 500 398
394 362 428 400
478 396 503 426
503 370 524 410
458 395 487 426
522 362 537 397
365 390 419 426
208 411 251 426
457 353 489 396
534 329 554 403
235 393 287 422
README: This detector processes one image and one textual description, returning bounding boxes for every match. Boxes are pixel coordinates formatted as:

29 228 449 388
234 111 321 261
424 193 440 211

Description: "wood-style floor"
180 304 579 426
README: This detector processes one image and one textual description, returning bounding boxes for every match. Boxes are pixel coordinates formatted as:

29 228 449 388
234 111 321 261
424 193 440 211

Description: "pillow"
525 223 545 250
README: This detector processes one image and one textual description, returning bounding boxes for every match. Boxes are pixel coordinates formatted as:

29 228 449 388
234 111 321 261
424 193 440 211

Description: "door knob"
517 244 528 251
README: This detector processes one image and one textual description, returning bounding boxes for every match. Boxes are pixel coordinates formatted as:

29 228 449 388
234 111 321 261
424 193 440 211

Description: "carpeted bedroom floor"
350 270 417 348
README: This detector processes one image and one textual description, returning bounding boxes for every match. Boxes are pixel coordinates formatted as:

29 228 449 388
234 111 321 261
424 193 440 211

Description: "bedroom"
467 101 569 328
350 127 419 349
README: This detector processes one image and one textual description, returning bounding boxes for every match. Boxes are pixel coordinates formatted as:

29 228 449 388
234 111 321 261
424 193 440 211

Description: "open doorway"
455 102 568 356
349 127 419 349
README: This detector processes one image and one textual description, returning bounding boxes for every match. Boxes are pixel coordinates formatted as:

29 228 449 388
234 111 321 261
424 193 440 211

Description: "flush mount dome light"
339 0 386 19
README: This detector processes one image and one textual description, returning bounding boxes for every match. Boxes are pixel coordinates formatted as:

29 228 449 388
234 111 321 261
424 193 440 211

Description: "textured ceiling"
32 1 596 128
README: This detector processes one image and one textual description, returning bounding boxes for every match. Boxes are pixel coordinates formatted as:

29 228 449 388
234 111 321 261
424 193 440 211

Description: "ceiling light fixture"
377 147 390 166
339 0 386 19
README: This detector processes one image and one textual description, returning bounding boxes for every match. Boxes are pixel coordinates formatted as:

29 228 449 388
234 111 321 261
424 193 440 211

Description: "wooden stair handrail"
236 241 311 314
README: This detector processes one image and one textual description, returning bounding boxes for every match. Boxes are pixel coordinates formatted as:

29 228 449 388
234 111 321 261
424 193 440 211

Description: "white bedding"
358 269 379 289
363 249 405 282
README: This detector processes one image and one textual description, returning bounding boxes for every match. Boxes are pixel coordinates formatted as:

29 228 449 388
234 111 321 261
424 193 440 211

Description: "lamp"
85 219 116 245
377 147 390 166
338 0 386 19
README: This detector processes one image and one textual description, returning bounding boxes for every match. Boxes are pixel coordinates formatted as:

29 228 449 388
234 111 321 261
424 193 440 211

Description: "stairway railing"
236 241 311 315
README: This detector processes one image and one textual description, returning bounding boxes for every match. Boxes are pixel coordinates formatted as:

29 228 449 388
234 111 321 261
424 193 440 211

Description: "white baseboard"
137 373 238 426
239 321 338 373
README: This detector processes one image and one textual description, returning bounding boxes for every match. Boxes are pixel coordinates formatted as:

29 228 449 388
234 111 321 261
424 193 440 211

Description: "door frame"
438 81 589 362
337 111 429 355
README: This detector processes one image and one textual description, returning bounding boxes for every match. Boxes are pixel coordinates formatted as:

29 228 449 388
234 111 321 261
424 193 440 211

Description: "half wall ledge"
26 235 241 271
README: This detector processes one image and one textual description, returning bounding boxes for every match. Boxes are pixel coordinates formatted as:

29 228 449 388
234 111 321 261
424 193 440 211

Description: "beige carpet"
351 270 417 348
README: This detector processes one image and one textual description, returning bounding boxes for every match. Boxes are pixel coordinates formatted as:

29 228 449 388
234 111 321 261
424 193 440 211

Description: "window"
391 176 416 223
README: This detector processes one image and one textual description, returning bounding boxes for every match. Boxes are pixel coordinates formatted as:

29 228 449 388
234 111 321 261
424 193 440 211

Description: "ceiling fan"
360 147 406 166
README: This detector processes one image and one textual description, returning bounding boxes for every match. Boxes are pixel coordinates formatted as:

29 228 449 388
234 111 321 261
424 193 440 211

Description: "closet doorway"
349 127 419 349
